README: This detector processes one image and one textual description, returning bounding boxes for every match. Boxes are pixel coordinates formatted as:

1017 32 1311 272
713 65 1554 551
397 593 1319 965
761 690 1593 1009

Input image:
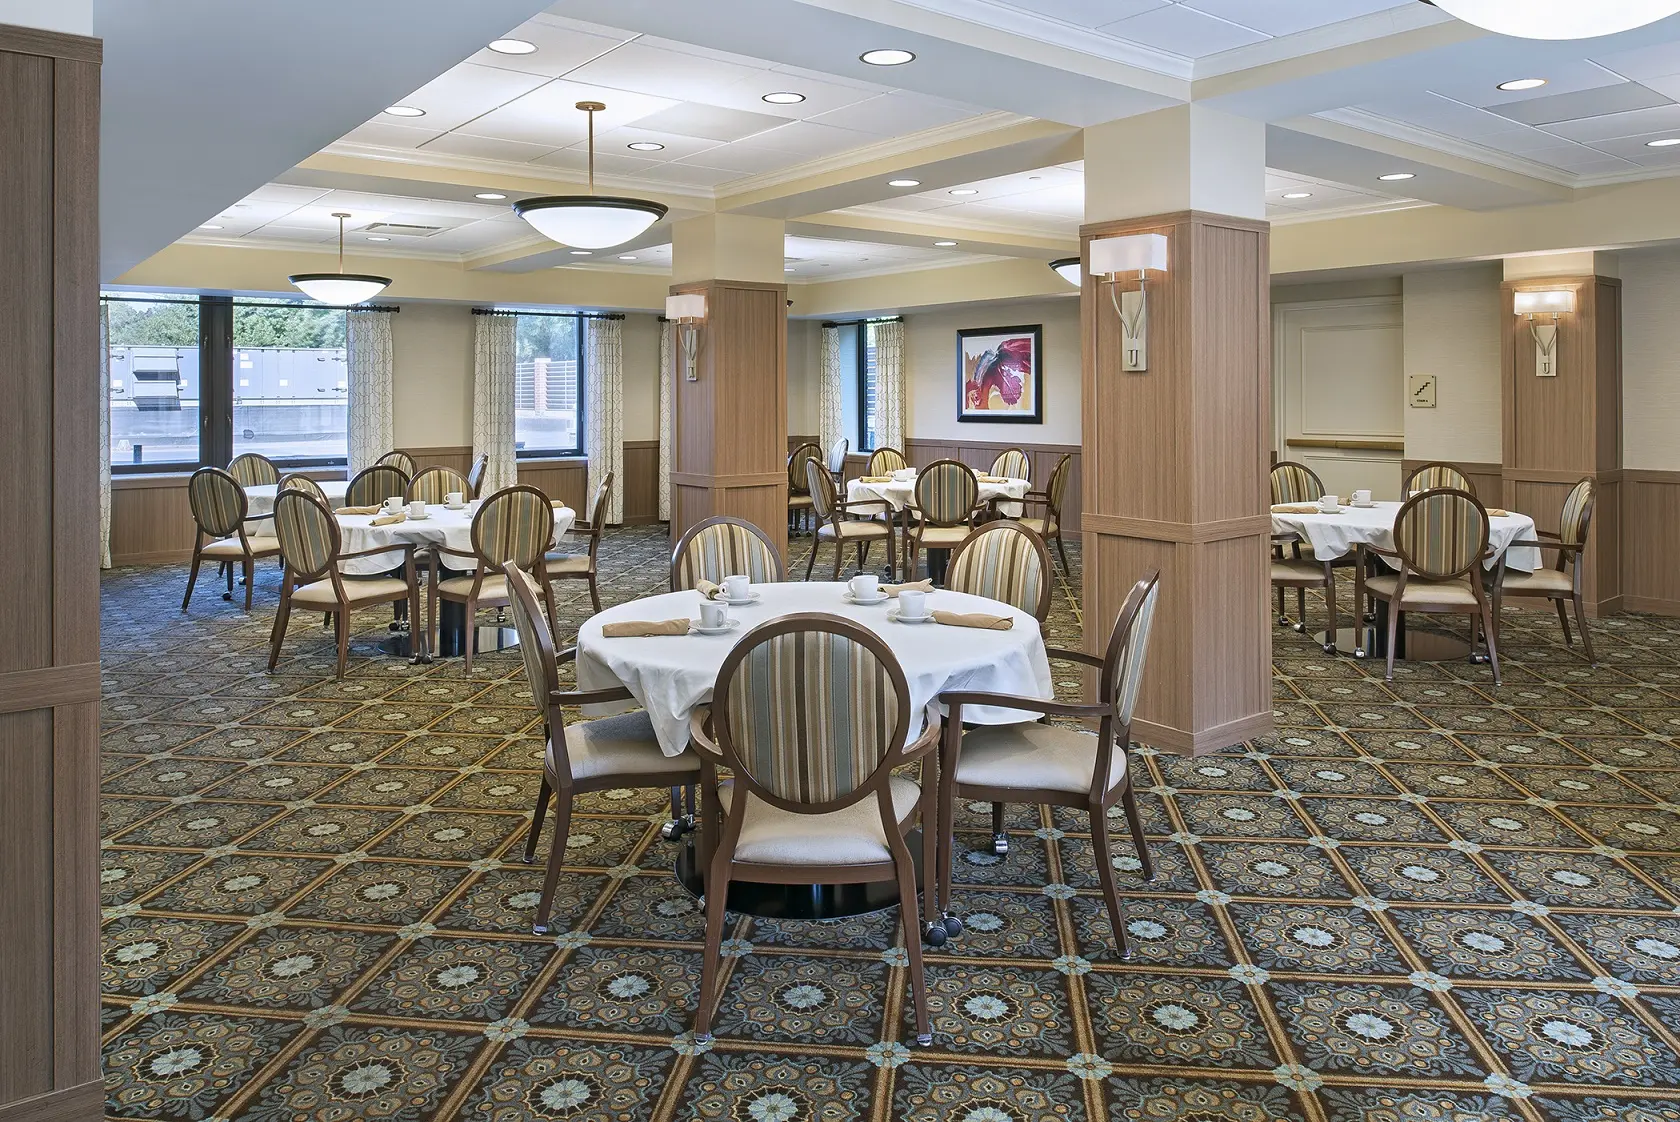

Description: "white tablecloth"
1271 501 1541 573
847 474 1030 518
243 480 348 518
576 581 1054 757
335 501 575 576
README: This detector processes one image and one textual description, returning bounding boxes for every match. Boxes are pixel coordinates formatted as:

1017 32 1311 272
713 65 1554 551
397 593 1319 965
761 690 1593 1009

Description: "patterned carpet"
99 525 1680 1122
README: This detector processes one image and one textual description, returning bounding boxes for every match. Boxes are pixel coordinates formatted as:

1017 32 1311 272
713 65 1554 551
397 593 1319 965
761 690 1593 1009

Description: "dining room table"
847 470 1031 581
575 579 1053 920
243 479 349 519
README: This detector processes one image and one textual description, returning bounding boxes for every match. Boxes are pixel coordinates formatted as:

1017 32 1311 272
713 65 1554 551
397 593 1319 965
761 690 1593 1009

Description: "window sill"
516 453 588 466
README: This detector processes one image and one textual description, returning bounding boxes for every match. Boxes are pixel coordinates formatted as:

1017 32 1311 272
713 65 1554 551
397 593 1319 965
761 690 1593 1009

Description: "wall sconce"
1090 232 1168 371
1513 288 1574 378
665 293 706 381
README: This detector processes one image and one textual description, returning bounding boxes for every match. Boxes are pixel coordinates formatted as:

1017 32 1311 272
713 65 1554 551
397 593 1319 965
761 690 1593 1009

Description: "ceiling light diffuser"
934 240 958 246
488 38 537 54
618 255 638 260
887 178 920 187
1649 137 1680 146
626 141 665 151
1498 77 1548 90
762 92 806 104
383 105 425 117
1281 191 1313 199
1429 0 1680 39
570 250 592 255
1379 172 1416 180
860 48 915 65
514 101 669 250
949 188 978 195
366 236 390 242
199 223 223 230
289 212 391 304
1049 257 1081 286
475 192 507 200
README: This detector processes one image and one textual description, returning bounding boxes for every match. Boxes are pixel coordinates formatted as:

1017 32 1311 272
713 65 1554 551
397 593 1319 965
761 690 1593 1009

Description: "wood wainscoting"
1624 469 1680 616
905 438 1082 532
1400 459 1504 506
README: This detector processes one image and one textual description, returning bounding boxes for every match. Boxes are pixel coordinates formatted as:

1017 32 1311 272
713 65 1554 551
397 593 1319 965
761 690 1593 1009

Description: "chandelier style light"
1428 0 1680 40
288 212 391 304
514 101 668 249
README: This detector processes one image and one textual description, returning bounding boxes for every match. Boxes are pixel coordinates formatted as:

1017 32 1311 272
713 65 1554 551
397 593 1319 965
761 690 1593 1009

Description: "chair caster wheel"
941 914 964 938
915 1033 933 1047
222 592 232 602
991 834 1009 857
1353 648 1367 659
923 922 947 947
1277 615 1289 626
693 1032 713 1045
1292 622 1306 634
1322 643 1337 655
661 815 696 841
532 923 548 935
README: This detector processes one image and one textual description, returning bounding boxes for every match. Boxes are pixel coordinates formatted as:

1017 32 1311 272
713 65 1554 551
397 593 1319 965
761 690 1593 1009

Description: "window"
106 294 201 469
834 321 882 453
232 302 348 463
513 312 585 457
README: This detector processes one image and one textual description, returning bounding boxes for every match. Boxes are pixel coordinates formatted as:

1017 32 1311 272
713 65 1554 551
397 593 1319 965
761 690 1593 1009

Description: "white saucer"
1315 506 1341 514
443 504 466 512
888 609 934 624
843 591 889 605
722 592 761 606
1350 501 1376 508
690 618 740 635
408 512 432 521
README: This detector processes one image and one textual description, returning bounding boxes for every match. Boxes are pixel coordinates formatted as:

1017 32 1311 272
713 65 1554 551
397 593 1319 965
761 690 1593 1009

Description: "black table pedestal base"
673 830 922 920
1311 606 1478 663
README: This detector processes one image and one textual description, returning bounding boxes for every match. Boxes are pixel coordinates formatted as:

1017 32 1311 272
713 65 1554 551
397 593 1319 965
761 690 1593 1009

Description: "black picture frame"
956 323 1043 424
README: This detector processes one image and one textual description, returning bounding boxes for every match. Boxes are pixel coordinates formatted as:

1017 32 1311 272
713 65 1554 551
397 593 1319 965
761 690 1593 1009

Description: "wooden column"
1081 211 1273 755
1501 276 1622 615
0 21 103 1122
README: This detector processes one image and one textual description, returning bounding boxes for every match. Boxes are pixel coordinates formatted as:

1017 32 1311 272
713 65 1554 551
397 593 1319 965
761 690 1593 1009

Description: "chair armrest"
1045 646 1103 669
1535 529 1563 541
338 543 414 561
1508 538 1583 554
835 500 890 516
1360 542 1398 559
940 689 1110 719
687 707 724 763
553 685 636 706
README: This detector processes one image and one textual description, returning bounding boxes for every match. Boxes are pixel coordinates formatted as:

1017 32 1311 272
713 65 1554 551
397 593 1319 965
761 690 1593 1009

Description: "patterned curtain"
872 318 906 453
99 302 112 569
586 317 624 525
658 319 672 522
819 324 843 456
472 314 518 494
346 309 395 476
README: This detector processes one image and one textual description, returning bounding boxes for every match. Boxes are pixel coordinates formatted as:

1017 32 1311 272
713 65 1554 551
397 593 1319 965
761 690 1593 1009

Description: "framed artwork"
957 324 1042 424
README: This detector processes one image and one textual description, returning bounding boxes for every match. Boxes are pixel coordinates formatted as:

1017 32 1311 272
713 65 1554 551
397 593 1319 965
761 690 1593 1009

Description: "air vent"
362 222 444 237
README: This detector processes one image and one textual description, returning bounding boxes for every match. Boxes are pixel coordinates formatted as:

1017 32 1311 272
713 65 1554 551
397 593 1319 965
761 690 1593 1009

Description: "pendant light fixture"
288 212 391 304
514 101 668 249
1426 0 1680 39
1049 257 1081 286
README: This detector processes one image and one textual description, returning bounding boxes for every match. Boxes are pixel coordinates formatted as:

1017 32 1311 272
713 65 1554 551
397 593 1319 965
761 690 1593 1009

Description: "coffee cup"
898 589 928 619
698 600 727 629
383 496 402 514
850 573 879 600
724 574 750 601
1353 489 1372 505
445 491 464 508
1317 494 1339 512
408 500 426 518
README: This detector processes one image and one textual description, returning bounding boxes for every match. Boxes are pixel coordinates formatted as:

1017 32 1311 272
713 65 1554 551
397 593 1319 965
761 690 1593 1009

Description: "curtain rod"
473 308 625 320
820 315 904 328
100 295 399 312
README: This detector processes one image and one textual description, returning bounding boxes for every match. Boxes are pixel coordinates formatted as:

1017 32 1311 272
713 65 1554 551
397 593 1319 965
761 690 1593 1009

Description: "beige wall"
1620 245 1680 471
787 318 822 436
620 314 662 443
1402 265 1504 464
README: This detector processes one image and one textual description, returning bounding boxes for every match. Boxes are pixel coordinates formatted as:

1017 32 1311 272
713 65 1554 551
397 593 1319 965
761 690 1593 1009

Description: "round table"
846 474 1030 580
243 480 349 519
576 581 1053 917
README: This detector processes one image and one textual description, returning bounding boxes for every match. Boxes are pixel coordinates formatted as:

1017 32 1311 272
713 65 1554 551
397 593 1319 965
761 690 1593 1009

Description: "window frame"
509 310 588 460
855 322 875 454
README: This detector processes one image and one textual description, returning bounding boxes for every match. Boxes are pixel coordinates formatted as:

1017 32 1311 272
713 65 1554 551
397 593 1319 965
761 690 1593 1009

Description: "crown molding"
1312 107 1586 188
1193 3 1459 80
832 201 1075 243
315 141 719 205
1268 198 1435 227
179 232 507 265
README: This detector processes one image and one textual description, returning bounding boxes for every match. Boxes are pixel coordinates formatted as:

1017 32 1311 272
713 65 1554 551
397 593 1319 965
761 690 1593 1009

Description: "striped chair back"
805 459 838 521
472 486 555 571
376 449 417 476
1394 489 1489 580
715 616 911 809
407 466 469 505
671 517 785 591
788 443 820 495
1405 461 1475 496
279 474 327 504
226 452 278 489
1103 571 1162 728
990 448 1030 481
1560 478 1595 546
867 447 907 476
466 454 488 498
1046 454 1072 515
947 521 1052 621
502 563 559 719
187 467 248 538
1270 461 1324 505
827 438 849 474
272 490 340 580
913 459 980 525
346 464 410 508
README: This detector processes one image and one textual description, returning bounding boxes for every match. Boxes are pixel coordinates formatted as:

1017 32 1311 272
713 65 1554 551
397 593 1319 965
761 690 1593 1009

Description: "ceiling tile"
1540 101 1680 142
1492 82 1672 127
630 162 747 187
1427 60 1627 109
464 19 632 78
384 63 551 132
454 80 678 147
805 92 983 135
632 102 790 142
1181 0 1410 38
666 142 805 175
527 148 666 177
561 40 772 105
984 1 1164 29
337 121 442 149
583 125 727 161
1097 4 1269 58
719 119 880 159
1590 39 1680 82
416 133 560 163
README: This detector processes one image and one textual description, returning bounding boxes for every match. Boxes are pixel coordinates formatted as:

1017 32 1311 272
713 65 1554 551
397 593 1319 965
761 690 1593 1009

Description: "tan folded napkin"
369 512 408 527
601 619 691 638
882 580 933 596
858 476 894 483
1271 503 1327 514
695 579 728 601
931 610 1013 630
1487 508 1510 518
551 500 568 510
978 475 1008 483
336 504 383 516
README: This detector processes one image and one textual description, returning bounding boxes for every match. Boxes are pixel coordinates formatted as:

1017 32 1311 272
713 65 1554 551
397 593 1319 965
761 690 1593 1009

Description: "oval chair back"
1393 489 1490 581
346 463 410 508
502 563 560 727
1404 461 1475 496
990 448 1030 481
826 437 849 474
272 489 342 582
867 447 907 476
1270 461 1324 505
279 473 327 504
226 452 278 489
1046 454 1072 515
805 458 839 522
582 472 613 559
788 443 820 496
187 467 250 539
471 485 555 574
1101 570 1163 736
407 465 469 505
376 449 417 476
947 521 1053 622
1559 477 1596 550
671 516 785 591
466 454 489 498
912 459 980 526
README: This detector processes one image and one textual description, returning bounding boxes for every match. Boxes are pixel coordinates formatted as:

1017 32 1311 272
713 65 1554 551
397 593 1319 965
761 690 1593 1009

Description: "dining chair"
903 459 982 580
268 489 424 678
1493 477 1597 664
787 442 821 534
826 436 850 487
278 473 327 503
226 452 279 489
1269 460 1324 505
1017 453 1073 575
1271 534 1338 653
687 614 939 1045
406 465 470 505
546 472 610 615
502 563 701 935
376 449 417 476
945 520 1052 622
804 458 896 581
936 569 1161 955
1404 461 1476 496
430 484 558 675
465 453 489 498
345 463 410 509
1354 488 1501 683
989 447 1031 482
670 516 786 591
867 447 908 476
183 466 280 611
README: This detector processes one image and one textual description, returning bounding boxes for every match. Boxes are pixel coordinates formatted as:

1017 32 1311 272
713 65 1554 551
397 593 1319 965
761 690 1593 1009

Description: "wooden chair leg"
1554 598 1574 646
693 848 733 1041
1087 806 1131 959
831 536 843 581
1054 529 1070 576
267 586 292 670
804 535 820 581
1572 592 1596 665
182 546 203 611
857 540 870 576
1119 783 1154 882
1295 586 1308 633
1322 568 1337 654
540 578 562 647
1383 599 1401 682
532 788 572 934
990 801 1007 856
334 608 351 680
224 559 235 599
243 556 256 611
587 573 602 616
462 595 477 676
524 771 552 863
1480 599 1502 684
1275 584 1286 622
889 830 933 1045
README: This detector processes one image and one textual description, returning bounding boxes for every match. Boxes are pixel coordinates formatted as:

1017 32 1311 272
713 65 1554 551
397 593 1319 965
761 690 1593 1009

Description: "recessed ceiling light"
1498 77 1547 91
785 267 796 272
934 240 958 246
626 141 665 151
198 223 223 230
383 105 425 117
948 188 978 196
488 38 537 55
366 236 390 242
1281 191 1313 199
570 249 592 255
762 92 805 104
1379 172 1416 181
474 192 507 200
1648 137 1680 147
860 48 915 66
618 254 638 260
887 178 920 187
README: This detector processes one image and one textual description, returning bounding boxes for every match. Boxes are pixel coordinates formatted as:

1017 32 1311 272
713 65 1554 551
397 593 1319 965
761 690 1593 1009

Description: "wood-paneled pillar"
1500 274 1622 615
1080 107 1273 755
668 214 788 562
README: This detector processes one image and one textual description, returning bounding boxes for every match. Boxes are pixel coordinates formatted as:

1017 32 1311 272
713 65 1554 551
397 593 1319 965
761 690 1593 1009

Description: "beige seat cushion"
788 495 814 509
717 775 920 866
202 535 280 558
914 525 973 548
1271 558 1326 584
1500 568 1573 597
1018 517 1058 537
818 519 891 541
955 722 1126 795
1364 573 1480 608
552 709 700 781
437 572 510 601
545 553 593 576
291 576 409 608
